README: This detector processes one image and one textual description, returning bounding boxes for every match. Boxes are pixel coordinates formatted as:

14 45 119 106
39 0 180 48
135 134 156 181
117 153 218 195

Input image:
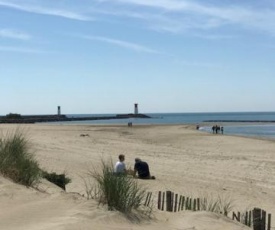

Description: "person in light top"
114 154 126 174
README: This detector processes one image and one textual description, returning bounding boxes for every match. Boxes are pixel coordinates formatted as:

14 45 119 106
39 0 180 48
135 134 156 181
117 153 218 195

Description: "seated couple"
114 154 156 180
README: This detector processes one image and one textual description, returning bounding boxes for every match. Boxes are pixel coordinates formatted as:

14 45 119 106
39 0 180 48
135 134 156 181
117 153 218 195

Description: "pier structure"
0 104 151 124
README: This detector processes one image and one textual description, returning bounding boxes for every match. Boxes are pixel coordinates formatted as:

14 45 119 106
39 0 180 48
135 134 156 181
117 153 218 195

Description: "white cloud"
0 1 91 21
193 33 237 40
95 0 275 36
175 59 221 68
0 29 31 40
79 35 160 54
0 45 46 53
2 0 275 36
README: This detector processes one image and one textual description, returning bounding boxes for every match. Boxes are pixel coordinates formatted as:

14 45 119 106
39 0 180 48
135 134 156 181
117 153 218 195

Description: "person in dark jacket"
134 158 155 179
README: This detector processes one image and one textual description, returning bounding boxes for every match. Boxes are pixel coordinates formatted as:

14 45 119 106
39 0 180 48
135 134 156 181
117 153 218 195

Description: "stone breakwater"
204 120 275 122
0 114 151 124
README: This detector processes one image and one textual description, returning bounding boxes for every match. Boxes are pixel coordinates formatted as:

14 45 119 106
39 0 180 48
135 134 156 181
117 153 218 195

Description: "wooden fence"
153 191 272 230
157 190 201 212
232 208 272 230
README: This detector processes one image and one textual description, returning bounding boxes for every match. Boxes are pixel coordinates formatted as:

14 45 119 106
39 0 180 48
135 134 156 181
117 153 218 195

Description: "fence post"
174 194 178 212
158 191 161 210
267 214 271 230
245 211 248 225
193 198 197 211
145 192 152 207
197 198 200 211
232 212 240 222
178 195 182 212
171 192 174 211
253 208 262 230
261 210 266 230
185 197 189 210
189 198 192 210
162 191 165 211
181 196 185 210
166 191 172 212
249 211 252 227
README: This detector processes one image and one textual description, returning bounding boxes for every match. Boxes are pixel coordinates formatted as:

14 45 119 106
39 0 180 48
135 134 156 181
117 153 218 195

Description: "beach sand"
1 123 275 230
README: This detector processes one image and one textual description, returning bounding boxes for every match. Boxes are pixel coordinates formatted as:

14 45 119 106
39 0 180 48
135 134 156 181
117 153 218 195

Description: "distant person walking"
215 125 221 134
212 126 215 134
221 126 224 134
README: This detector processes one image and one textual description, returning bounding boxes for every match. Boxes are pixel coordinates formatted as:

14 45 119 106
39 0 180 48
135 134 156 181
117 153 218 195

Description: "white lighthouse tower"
57 106 61 116
134 103 138 115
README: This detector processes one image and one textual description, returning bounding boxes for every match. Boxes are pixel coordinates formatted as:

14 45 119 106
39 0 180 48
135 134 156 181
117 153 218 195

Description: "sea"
59 112 275 140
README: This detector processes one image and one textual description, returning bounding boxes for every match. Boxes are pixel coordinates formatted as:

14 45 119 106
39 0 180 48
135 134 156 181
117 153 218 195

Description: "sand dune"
1 123 274 229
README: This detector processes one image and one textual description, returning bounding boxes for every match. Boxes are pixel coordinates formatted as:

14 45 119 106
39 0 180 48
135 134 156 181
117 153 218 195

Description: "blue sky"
0 0 274 115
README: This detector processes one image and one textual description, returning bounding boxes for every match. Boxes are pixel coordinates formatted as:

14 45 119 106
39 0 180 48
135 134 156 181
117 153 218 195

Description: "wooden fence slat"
193 199 196 211
245 211 248 225
146 192 152 207
261 210 266 230
166 191 172 212
174 194 178 212
189 198 192 210
267 214 271 230
197 198 200 211
144 192 148 206
162 192 165 211
144 192 150 206
185 197 189 210
178 196 182 212
171 192 174 212
232 212 240 222
249 211 252 227
181 196 185 210
253 208 262 230
158 191 161 210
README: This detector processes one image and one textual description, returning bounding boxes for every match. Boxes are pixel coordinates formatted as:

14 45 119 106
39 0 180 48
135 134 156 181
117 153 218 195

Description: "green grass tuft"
87 159 149 214
199 193 234 216
0 130 41 186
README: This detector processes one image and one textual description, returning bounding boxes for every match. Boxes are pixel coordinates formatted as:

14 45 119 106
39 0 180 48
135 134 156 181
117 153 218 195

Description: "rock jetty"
0 113 151 124
203 120 275 123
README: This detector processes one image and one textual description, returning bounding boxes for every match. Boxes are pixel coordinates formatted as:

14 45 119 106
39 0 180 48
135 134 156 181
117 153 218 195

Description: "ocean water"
61 112 275 139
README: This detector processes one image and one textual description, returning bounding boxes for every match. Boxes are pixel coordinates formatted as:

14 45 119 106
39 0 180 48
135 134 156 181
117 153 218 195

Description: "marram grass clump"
87 159 149 214
199 193 234 216
0 130 41 187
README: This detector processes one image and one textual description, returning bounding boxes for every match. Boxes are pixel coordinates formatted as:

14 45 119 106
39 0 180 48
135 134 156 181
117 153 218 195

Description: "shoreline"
2 122 275 142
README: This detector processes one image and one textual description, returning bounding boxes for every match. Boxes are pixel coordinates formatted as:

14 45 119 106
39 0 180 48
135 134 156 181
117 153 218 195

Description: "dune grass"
0 130 41 186
0 129 72 190
87 159 150 214
199 193 234 216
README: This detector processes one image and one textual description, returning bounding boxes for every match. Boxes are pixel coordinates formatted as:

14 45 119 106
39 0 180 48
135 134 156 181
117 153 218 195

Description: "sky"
0 0 275 115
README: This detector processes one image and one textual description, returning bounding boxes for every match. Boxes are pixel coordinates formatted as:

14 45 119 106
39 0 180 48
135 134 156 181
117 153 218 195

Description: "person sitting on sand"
133 158 155 179
114 154 127 174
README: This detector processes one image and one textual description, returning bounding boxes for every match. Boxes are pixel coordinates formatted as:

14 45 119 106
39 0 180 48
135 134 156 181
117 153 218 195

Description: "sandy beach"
1 123 275 230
